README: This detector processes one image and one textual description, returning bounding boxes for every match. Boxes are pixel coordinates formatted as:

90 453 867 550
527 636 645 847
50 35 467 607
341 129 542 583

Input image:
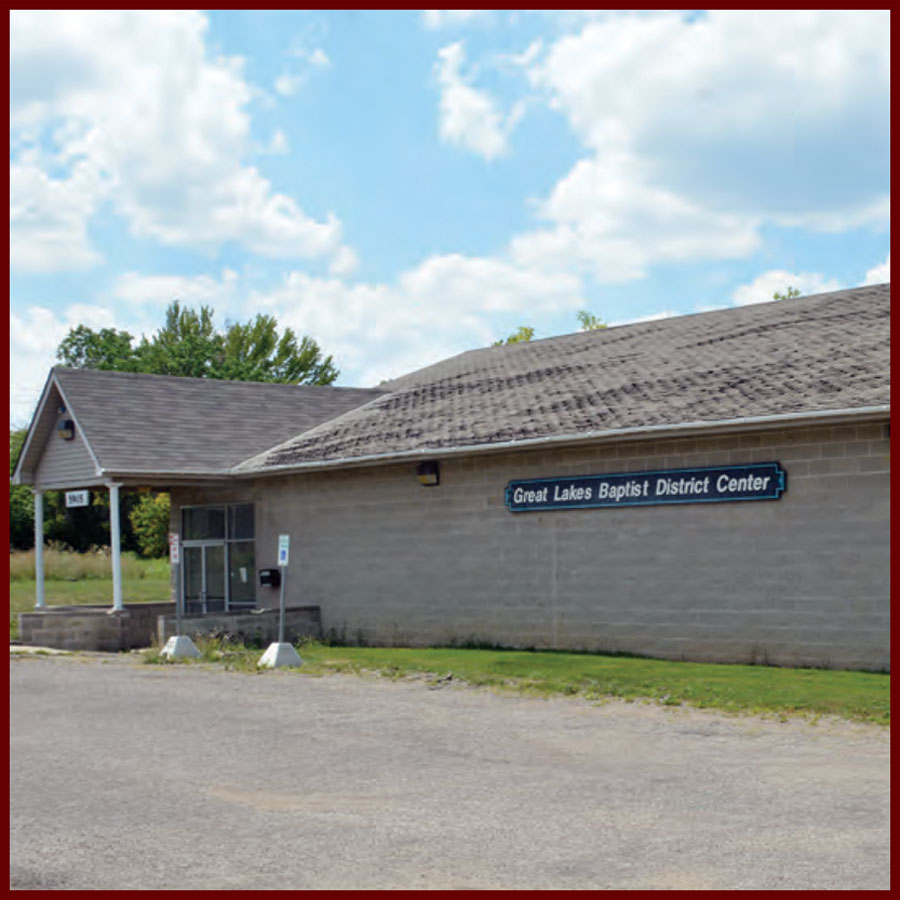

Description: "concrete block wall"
172 419 889 670
158 605 321 645
19 602 175 651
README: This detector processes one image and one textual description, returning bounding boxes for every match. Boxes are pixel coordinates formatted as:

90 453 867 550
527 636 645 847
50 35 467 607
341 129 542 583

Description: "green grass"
10 547 169 581
143 638 890 726
9 551 170 640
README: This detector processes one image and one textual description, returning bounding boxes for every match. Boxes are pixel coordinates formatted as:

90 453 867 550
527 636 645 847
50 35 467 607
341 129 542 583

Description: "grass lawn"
11 550 889 726
144 638 891 726
9 552 170 641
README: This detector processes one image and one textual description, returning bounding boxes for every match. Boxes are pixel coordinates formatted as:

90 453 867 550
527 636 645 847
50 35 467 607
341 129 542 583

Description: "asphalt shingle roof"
50 368 385 475
236 283 890 471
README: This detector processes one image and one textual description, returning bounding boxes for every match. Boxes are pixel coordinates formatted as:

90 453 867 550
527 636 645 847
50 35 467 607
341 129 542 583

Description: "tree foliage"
773 286 801 301
492 310 608 346
576 310 607 331
56 300 339 385
9 429 33 550
56 325 140 372
129 493 171 558
492 325 535 346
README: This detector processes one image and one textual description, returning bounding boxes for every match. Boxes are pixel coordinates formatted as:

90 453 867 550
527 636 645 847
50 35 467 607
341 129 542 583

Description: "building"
12 283 890 669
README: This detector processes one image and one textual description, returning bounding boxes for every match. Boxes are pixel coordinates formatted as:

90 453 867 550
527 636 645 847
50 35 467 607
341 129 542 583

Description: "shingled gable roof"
234 283 890 473
12 368 385 484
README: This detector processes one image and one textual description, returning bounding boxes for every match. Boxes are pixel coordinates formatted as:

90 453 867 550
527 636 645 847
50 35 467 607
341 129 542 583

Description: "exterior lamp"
416 460 440 486
57 419 75 441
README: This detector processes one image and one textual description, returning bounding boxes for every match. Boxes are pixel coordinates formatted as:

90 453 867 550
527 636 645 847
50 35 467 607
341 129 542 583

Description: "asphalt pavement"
9 652 890 890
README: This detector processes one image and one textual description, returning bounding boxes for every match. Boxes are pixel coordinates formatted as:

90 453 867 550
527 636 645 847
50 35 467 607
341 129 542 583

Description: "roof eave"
230 404 890 478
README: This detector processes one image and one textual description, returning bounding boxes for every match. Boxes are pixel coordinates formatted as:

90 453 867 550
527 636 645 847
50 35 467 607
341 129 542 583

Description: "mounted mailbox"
259 568 281 588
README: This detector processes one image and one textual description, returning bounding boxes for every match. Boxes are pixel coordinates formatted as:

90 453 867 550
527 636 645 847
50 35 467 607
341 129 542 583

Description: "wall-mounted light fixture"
57 418 75 441
416 460 440 486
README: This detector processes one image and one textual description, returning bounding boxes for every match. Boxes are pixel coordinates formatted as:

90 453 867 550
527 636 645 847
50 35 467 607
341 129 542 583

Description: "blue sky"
9 9 890 425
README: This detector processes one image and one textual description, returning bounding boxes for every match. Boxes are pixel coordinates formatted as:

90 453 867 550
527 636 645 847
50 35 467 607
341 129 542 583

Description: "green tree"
773 286 801 301
129 492 171 558
56 300 339 386
217 314 339 385
9 428 33 550
134 301 222 378
56 325 140 371
576 310 607 331
492 325 535 346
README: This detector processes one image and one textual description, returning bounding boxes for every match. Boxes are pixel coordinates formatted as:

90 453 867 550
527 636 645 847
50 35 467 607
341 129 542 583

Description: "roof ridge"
51 365 383 393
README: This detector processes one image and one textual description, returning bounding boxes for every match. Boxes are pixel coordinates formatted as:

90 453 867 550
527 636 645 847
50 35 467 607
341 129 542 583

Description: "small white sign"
65 490 90 508
168 532 180 564
278 534 290 567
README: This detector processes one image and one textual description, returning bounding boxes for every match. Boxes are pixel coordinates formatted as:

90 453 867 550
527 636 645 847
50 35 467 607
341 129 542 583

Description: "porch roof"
12 369 384 488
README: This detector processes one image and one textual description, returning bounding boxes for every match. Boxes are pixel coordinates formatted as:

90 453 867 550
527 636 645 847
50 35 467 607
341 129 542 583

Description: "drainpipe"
108 483 123 611
34 490 45 609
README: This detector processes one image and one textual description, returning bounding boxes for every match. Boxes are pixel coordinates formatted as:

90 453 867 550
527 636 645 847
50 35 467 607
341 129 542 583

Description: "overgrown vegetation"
9 550 170 640
141 638 890 726
9 546 169 582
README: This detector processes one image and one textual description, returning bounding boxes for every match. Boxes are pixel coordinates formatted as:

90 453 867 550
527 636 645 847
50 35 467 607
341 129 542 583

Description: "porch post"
34 490 45 609
109 483 124 611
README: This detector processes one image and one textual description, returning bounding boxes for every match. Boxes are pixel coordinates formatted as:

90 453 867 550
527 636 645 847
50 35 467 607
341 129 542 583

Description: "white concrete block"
162 635 200 660
258 642 303 668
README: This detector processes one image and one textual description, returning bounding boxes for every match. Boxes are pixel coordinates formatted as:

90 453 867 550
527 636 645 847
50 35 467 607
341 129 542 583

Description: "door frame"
180 502 257 614
182 540 227 614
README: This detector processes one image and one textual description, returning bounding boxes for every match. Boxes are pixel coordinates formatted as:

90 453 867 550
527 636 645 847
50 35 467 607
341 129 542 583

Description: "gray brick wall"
171 420 889 670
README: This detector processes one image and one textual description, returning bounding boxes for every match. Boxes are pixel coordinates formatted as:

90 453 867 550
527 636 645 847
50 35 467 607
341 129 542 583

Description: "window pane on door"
228 541 256 609
205 544 226 613
183 507 226 541
183 546 203 615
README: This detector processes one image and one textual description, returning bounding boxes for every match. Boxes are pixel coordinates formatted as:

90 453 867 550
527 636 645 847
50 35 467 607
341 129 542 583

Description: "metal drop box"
258 568 281 588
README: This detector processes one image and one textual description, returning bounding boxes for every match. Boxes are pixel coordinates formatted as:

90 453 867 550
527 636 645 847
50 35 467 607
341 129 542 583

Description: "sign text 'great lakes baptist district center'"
506 462 787 512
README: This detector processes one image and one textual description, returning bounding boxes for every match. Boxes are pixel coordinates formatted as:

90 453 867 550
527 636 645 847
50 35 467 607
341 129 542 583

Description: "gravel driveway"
9 652 890 890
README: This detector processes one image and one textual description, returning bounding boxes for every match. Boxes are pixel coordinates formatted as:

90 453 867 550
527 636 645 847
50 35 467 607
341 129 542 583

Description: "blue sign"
506 462 787 512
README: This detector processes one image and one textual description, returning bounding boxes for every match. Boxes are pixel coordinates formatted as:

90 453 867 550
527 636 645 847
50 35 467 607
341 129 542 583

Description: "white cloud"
307 48 331 68
435 42 515 160
772 196 890 234
493 10 888 288
113 270 240 312
253 255 585 386
267 129 289 155
10 159 103 271
9 304 119 424
274 72 303 97
9 10 352 270
422 11 488 30
863 254 890 285
531 11 888 220
328 246 359 278
275 46 331 96
509 151 760 283
731 271 842 307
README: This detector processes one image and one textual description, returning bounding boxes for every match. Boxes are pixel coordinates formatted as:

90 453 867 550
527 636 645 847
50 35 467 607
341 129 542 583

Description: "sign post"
258 534 302 669
162 532 199 660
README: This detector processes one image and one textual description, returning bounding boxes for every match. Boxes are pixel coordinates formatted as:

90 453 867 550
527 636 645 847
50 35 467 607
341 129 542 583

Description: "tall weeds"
9 546 169 582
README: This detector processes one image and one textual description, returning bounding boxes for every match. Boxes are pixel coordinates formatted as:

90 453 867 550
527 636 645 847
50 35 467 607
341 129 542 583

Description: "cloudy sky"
9 9 890 425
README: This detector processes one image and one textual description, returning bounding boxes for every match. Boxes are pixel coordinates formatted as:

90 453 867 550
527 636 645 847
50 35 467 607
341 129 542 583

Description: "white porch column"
34 490 45 609
109 483 124 611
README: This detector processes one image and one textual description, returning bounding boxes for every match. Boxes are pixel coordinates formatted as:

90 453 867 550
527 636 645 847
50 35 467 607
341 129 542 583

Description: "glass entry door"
183 544 226 614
